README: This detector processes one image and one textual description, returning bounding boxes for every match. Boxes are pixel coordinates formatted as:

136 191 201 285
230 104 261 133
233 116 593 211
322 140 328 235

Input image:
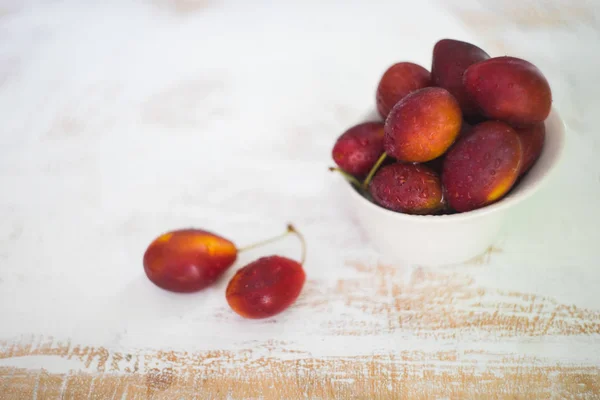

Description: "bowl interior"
345 107 566 221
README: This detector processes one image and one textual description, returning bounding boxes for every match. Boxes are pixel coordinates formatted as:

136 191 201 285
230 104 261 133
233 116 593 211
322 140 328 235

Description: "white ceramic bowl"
340 108 566 266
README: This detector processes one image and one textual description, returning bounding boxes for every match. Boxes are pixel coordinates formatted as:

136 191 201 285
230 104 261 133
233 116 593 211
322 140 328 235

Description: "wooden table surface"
1 0 599 398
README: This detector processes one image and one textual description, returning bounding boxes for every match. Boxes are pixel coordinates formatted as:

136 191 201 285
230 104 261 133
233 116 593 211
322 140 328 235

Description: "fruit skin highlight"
384 87 462 163
226 255 306 319
143 229 238 293
369 163 445 215
463 56 552 126
331 121 385 178
376 62 431 119
442 121 523 213
431 38 490 117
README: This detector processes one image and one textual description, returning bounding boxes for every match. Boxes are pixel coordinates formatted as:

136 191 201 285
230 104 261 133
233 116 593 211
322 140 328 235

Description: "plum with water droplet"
225 226 307 319
463 56 552 126
226 255 306 319
368 163 445 215
376 62 432 119
442 121 523 212
384 87 462 163
431 38 490 118
331 121 385 178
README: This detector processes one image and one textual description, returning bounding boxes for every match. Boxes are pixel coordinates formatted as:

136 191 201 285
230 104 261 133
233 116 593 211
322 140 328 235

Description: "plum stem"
328 167 363 188
237 224 306 264
362 152 388 190
237 228 293 253
287 224 307 265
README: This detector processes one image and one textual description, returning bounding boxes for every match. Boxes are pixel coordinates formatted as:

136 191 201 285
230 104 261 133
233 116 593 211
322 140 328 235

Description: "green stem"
328 167 363 188
237 224 307 265
362 152 388 190
287 224 307 265
237 227 293 253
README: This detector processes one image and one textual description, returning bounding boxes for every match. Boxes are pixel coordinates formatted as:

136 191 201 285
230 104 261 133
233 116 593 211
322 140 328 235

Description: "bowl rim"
341 107 566 222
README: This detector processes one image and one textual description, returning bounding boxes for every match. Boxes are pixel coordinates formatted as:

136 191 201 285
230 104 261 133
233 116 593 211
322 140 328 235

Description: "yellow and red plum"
384 87 462 163
143 229 237 293
442 121 523 212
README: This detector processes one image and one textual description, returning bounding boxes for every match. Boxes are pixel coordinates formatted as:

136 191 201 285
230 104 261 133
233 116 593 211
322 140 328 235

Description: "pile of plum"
331 39 551 214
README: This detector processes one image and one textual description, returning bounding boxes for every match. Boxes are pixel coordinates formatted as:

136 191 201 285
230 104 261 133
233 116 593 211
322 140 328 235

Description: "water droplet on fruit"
490 170 496 176
420 192 428 199
495 159 502 168
467 175 473 182
484 152 491 160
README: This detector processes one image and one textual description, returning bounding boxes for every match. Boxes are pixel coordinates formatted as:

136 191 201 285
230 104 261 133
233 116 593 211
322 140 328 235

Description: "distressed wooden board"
2 260 600 398
1 0 600 398
1 358 599 399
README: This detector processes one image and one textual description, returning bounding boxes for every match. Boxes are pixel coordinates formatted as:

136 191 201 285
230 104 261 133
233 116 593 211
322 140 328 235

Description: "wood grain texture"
1 355 599 399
